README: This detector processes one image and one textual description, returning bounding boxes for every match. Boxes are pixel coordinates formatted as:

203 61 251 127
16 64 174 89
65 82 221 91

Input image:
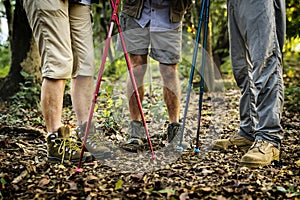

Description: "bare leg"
41 78 66 133
127 54 148 121
159 63 181 123
71 76 94 126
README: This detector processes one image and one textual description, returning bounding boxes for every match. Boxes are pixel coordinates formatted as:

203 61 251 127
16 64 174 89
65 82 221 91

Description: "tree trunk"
0 0 40 101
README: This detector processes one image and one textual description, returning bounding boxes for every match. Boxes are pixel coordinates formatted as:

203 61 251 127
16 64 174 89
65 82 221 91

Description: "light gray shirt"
134 0 181 32
78 0 91 6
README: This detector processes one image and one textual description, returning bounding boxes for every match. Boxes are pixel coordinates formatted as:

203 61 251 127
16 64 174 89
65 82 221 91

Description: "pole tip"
75 167 83 173
177 146 183 151
151 154 156 159
194 148 200 153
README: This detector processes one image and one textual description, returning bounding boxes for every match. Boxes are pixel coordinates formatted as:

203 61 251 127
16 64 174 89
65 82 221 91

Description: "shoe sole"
240 155 280 168
91 152 112 160
121 143 143 152
240 160 279 168
47 155 93 163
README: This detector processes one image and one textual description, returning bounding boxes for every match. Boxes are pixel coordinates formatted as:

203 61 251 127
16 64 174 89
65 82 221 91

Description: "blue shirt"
79 0 91 6
134 0 181 32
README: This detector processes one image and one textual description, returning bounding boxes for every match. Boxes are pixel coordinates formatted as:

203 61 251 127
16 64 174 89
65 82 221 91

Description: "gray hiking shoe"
47 126 92 163
122 120 145 152
76 122 111 159
167 122 190 149
167 122 181 142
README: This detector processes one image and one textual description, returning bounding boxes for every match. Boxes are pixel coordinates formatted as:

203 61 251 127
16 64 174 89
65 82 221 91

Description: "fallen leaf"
38 177 50 187
179 192 189 200
115 179 123 190
12 170 28 184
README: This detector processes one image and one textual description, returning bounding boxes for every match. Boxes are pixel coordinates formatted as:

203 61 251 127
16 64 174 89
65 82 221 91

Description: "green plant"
0 44 10 78
10 71 41 109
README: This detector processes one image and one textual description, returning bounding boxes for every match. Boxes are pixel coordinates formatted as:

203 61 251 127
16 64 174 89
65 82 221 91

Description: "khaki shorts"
23 0 94 79
117 13 182 65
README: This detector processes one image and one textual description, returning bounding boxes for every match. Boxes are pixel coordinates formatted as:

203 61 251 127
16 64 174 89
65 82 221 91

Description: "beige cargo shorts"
23 0 95 79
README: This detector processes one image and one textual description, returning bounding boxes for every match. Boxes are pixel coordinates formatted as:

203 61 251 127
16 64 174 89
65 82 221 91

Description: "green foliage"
10 71 41 109
287 0 300 39
92 2 116 42
220 56 232 75
276 185 300 197
0 71 43 127
210 0 228 47
103 55 128 80
285 85 300 111
0 44 10 78
94 80 122 133
8 72 43 125
283 51 300 112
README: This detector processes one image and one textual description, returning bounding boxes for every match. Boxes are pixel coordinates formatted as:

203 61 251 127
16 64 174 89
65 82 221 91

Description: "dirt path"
0 86 299 199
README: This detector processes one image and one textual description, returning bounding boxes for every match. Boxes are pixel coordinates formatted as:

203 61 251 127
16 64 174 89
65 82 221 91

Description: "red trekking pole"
76 0 156 172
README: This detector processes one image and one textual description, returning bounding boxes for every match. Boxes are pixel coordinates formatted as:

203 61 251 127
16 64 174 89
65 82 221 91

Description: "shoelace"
252 140 263 148
76 125 98 149
77 131 100 150
86 137 98 149
53 138 82 163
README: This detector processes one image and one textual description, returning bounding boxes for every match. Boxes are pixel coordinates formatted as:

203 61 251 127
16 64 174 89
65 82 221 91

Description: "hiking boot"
213 133 253 151
167 122 190 149
122 120 145 152
76 122 111 159
167 122 181 143
47 126 92 163
240 140 280 168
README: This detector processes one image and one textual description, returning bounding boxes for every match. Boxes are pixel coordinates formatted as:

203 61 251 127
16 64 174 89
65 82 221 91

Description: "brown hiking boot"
240 140 280 168
213 133 253 151
47 125 92 163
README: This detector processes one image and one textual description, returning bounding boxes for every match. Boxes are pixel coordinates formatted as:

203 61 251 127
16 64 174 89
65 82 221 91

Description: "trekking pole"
195 0 210 152
177 0 208 151
114 0 156 159
76 0 155 172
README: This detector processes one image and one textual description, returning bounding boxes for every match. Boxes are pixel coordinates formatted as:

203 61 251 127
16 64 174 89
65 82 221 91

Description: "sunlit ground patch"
84 31 227 173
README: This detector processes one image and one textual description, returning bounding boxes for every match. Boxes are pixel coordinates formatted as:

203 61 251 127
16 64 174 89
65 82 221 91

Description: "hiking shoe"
122 120 145 152
213 133 253 151
167 122 190 149
76 122 111 159
167 122 181 143
240 140 280 168
47 126 92 163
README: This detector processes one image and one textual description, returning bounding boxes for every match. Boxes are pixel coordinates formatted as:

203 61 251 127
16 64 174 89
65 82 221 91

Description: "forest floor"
0 73 299 200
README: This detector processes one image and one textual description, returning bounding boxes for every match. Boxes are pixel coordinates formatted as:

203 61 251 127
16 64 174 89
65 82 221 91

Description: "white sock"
46 132 58 138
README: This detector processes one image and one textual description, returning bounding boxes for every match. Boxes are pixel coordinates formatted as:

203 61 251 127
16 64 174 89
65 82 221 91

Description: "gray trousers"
227 0 286 147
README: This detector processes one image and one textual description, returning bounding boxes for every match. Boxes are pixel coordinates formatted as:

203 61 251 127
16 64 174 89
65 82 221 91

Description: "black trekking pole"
195 0 210 152
177 0 210 152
